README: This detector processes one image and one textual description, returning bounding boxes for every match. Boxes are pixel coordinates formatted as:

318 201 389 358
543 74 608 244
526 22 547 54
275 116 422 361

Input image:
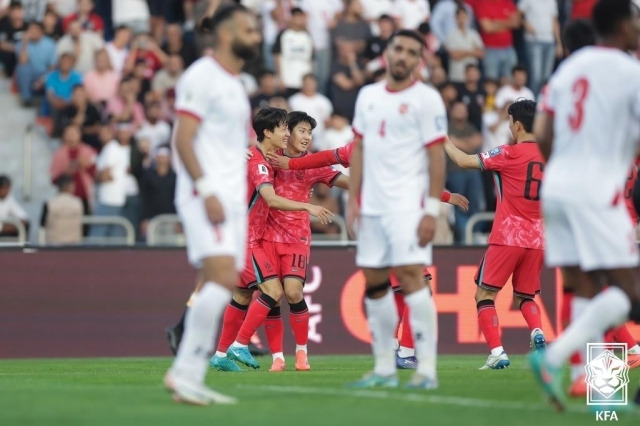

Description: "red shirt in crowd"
475 0 517 49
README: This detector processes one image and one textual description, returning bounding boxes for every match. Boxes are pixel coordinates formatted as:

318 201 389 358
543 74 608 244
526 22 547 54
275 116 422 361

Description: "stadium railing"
310 215 349 242
0 218 27 246
22 122 54 202
464 212 495 245
146 214 185 246
37 216 136 246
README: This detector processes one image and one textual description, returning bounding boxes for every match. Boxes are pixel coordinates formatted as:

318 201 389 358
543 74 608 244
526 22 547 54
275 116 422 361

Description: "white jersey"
352 80 447 215
173 57 251 211
541 47 640 206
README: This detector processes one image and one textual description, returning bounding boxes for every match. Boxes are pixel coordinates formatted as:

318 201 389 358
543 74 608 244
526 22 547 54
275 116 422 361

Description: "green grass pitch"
0 355 638 426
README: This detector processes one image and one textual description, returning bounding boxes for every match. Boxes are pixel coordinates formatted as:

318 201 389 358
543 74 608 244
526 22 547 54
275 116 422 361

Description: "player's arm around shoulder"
443 135 481 169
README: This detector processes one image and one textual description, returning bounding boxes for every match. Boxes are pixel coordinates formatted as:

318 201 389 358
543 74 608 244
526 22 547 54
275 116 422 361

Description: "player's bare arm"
443 136 481 170
174 112 225 224
333 174 349 190
346 137 363 238
258 184 334 224
419 142 446 247
533 111 554 162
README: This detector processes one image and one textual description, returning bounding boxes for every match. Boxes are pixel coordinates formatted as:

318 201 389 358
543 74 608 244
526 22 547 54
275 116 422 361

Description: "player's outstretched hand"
307 204 334 225
449 193 469 211
346 199 359 239
266 152 290 169
204 195 226 225
417 214 436 247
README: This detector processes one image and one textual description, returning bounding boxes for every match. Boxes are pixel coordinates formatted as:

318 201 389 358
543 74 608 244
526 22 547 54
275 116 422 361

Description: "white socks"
491 346 505 357
546 287 631 369
272 352 284 361
397 346 414 358
171 282 231 382
365 289 399 377
405 287 438 379
296 344 307 353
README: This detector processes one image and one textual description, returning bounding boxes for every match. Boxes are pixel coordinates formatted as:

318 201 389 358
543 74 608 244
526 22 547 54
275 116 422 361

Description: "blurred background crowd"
0 0 602 245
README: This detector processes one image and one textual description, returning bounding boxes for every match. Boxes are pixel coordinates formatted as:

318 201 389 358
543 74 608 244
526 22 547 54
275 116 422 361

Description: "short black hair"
253 107 288 142
417 22 431 35
389 29 425 48
291 7 304 16
287 111 317 132
465 63 479 72
198 3 249 35
379 14 394 22
455 6 468 16
302 73 316 81
512 64 527 75
562 19 596 53
9 1 22 9
0 175 10 187
593 0 635 37
507 99 537 133
55 174 74 189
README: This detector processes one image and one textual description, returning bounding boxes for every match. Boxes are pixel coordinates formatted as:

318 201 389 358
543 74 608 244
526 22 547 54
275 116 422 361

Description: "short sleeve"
420 91 448 147
174 66 210 122
248 157 274 190
478 145 509 171
351 89 366 138
311 166 342 187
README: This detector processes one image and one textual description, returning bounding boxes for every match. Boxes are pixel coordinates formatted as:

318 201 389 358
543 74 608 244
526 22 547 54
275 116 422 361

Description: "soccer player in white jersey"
346 29 447 389
529 0 640 411
163 4 261 406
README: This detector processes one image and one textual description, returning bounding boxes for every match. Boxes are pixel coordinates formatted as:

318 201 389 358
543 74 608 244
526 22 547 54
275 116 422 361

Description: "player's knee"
233 289 253 306
474 287 496 303
284 286 303 304
365 280 391 299
260 280 283 301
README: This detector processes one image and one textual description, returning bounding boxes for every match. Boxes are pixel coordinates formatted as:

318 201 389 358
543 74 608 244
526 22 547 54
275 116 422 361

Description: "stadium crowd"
0 0 602 244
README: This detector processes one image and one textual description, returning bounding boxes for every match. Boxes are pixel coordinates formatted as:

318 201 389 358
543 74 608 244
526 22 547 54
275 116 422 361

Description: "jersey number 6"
524 161 545 201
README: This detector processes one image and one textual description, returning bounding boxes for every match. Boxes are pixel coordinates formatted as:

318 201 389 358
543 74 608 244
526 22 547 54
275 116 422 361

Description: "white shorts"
356 211 432 268
543 198 639 271
176 197 246 270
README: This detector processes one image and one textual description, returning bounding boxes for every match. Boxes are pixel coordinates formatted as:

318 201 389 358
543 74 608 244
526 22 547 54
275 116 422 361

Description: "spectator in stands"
62 0 103 36
431 0 475 44
44 52 83 117
323 111 353 175
288 73 333 151
83 48 119 105
56 19 104 74
519 0 562 95
475 0 520 82
309 183 342 235
105 25 131 75
105 76 145 130
363 14 395 62
0 174 29 237
140 147 176 240
147 0 172 42
40 174 83 244
569 0 597 20
456 63 485 131
15 21 56 107
446 101 484 243
161 23 197 68
438 80 459 115
272 7 314 97
54 84 101 150
111 0 150 35
297 0 344 95
125 33 166 79
50 124 96 215
160 87 175 123
49 0 77 17
417 21 441 68
332 0 371 59
394 0 431 30
135 100 170 158
445 7 484 84
429 65 448 86
494 64 535 110
483 77 498 112
131 58 152 104
359 0 394 34
0 0 26 77
21 0 47 22
250 69 285 113
43 9 64 41
151 54 182 96
261 0 295 70
331 41 364 122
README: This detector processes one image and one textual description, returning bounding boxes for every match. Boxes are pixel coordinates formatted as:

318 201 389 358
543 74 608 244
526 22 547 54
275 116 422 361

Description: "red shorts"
390 267 432 293
474 245 544 298
239 243 278 289
267 241 310 283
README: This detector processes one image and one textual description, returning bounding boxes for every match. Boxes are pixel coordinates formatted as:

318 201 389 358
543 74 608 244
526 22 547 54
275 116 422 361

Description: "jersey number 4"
569 78 589 131
524 161 544 201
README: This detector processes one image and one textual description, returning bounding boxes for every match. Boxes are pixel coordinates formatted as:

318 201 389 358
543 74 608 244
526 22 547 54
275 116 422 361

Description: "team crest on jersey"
399 103 409 114
258 164 269 175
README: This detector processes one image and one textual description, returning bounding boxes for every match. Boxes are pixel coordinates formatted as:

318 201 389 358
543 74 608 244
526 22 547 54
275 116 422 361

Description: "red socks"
399 305 414 348
393 291 406 336
607 324 638 347
519 299 542 331
216 299 248 352
236 293 277 345
264 306 284 354
289 299 309 346
477 299 502 350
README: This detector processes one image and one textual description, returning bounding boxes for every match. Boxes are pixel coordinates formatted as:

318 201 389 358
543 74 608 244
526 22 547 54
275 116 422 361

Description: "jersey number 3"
569 78 589 131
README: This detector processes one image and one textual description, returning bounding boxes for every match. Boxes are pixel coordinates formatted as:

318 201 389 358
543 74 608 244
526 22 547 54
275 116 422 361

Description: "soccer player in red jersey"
261 111 350 372
209 107 333 372
445 99 547 370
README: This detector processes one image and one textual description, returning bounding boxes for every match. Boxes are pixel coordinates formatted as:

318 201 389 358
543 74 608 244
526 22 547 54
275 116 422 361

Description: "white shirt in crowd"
430 0 475 43
352 80 447 215
96 140 130 207
394 0 431 30
136 120 171 156
359 0 394 34
518 0 558 43
495 84 535 109
56 32 105 74
0 192 28 225
288 91 333 150
445 27 484 83
273 28 314 89
174 57 250 210
262 0 294 47
297 0 344 51
482 110 511 152
112 0 150 26
324 125 354 175
49 0 77 17
105 42 129 76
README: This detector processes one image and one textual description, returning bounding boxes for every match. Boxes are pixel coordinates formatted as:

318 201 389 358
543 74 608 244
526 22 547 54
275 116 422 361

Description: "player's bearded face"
231 14 261 61
387 38 421 81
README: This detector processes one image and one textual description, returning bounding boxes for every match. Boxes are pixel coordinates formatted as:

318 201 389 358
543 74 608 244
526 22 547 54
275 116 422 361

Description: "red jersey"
625 161 639 224
246 146 275 247
478 142 545 250
264 153 342 246
475 0 517 48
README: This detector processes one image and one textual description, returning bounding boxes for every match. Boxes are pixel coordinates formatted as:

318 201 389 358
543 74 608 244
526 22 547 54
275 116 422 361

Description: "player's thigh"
475 245 519 293
562 266 601 298
239 245 279 291
393 264 427 294
512 248 544 299
356 215 391 268
386 211 432 268
283 276 305 303
570 202 639 271
542 199 580 268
